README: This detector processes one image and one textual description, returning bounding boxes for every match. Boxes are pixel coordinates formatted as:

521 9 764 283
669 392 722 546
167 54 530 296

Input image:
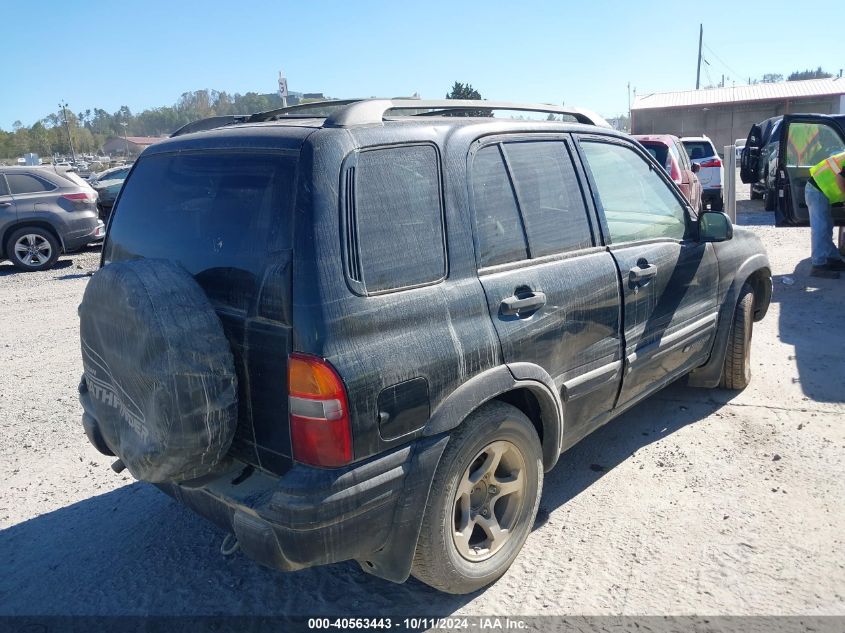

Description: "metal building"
631 78 845 153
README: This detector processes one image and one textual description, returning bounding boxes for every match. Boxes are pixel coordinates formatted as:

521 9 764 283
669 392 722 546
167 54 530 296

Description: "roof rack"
169 98 611 137
324 99 612 128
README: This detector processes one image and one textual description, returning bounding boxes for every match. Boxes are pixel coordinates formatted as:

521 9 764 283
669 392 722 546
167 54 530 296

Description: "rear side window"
501 141 593 257
348 144 445 294
105 152 294 281
471 145 528 267
6 173 56 194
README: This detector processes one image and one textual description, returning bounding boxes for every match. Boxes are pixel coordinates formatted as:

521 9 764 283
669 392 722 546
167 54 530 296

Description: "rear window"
105 152 295 299
681 140 716 160
641 142 669 169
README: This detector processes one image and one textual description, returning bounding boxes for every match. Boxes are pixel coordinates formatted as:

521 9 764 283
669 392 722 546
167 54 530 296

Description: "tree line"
0 90 286 160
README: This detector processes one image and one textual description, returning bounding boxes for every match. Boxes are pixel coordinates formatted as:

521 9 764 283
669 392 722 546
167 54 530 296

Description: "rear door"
470 135 623 446
776 115 845 227
575 134 719 408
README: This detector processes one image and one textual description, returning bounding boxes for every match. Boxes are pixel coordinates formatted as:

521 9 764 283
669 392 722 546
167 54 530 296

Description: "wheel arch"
687 256 771 388
424 364 563 471
2 220 65 258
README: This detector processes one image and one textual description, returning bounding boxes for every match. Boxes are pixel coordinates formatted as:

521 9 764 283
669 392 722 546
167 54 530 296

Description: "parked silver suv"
0 166 105 271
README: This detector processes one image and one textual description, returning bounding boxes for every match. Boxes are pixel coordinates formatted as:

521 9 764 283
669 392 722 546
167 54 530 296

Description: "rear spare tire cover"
79 258 238 483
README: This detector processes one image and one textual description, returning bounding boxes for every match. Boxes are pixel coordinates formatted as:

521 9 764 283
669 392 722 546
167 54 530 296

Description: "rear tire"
411 401 543 594
720 283 754 390
5 227 60 272
750 187 762 200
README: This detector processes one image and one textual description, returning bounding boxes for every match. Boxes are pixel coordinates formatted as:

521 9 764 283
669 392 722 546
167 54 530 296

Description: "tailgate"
103 149 298 475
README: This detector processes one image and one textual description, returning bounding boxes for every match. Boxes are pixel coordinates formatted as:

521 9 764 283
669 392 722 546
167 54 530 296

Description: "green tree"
446 81 482 100
761 73 783 83
788 67 833 81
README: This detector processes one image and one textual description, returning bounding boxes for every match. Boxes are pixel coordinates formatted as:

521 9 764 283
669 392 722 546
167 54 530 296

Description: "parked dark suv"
78 99 772 594
0 166 105 271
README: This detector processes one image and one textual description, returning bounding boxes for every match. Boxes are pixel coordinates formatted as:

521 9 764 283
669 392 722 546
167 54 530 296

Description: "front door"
575 135 719 408
470 136 623 446
0 174 16 226
776 115 845 227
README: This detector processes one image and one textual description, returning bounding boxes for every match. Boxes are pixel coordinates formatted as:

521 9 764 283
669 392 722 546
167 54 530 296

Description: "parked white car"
681 135 724 211
734 138 746 161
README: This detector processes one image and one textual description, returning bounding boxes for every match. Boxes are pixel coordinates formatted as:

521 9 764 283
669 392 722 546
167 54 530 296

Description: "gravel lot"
0 178 843 617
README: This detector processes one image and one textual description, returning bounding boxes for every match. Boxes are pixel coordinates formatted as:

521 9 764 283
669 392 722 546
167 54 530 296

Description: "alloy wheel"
452 440 527 562
14 234 52 267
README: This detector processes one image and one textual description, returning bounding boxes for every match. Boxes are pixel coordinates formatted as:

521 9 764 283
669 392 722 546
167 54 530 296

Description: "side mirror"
691 162 701 174
699 211 733 242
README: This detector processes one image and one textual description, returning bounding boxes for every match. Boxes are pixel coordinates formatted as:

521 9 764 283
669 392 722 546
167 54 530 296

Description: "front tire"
411 401 543 594
6 227 60 272
720 283 754 390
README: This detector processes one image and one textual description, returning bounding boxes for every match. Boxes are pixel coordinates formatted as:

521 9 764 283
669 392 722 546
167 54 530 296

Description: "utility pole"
120 121 129 158
59 101 77 164
627 82 632 132
695 24 703 89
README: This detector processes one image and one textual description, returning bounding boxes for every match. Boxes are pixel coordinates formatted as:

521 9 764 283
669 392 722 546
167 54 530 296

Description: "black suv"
78 99 772 594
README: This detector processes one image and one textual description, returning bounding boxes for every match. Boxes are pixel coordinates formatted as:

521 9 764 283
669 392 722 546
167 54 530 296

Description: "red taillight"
288 353 352 468
700 158 722 168
62 192 96 203
669 159 682 184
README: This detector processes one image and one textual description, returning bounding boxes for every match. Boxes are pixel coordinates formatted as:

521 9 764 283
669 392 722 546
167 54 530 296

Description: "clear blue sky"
3 0 839 129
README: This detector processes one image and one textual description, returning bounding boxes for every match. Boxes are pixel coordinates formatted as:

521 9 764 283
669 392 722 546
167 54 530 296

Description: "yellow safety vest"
809 151 845 204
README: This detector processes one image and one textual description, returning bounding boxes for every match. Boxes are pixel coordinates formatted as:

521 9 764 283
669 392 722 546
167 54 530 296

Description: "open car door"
776 115 845 227
740 122 764 184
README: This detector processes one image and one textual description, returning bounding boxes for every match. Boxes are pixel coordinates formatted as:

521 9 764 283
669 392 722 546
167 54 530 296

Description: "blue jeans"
805 182 842 266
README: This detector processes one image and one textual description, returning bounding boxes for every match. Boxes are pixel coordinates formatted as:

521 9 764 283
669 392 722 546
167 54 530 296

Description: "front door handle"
629 262 657 288
0 201 12 208
501 291 547 316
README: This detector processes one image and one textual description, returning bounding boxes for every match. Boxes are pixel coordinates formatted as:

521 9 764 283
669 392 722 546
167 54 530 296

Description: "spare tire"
78 258 238 483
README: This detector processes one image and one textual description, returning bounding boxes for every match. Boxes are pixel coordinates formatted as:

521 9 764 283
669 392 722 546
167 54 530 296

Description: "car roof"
632 134 680 146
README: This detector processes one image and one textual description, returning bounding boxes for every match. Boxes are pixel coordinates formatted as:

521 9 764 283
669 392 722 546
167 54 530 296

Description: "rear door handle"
501 291 546 316
629 263 657 288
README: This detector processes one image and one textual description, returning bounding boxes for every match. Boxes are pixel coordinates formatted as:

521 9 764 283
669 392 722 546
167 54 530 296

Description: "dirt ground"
0 176 843 617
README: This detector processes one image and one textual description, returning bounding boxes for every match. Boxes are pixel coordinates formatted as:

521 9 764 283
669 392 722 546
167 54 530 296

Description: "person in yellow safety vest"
806 151 845 279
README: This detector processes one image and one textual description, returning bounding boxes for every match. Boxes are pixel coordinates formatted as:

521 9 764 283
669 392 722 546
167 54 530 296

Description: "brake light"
669 159 682 184
288 353 352 468
700 158 722 168
62 192 96 203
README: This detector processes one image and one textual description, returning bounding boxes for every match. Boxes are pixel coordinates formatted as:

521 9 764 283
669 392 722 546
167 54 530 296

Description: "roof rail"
169 99 612 137
170 115 249 137
323 99 612 128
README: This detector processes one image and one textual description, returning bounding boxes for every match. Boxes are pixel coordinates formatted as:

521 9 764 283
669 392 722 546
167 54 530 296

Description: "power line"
702 43 747 83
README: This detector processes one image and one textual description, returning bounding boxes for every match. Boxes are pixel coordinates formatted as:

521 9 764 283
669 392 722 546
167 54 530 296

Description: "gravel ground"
0 178 843 617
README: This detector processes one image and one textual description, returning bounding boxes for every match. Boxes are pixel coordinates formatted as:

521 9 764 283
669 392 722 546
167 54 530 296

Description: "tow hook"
110 458 126 473
220 533 240 556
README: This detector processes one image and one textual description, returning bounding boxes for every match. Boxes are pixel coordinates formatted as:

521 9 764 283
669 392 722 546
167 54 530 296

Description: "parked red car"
633 134 703 212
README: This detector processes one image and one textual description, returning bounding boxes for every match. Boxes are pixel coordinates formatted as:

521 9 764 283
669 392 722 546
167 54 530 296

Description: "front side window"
581 141 687 243
0 176 9 197
351 144 445 293
6 173 55 195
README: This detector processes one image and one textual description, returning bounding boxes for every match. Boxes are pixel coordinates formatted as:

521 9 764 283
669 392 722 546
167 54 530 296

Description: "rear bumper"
158 435 447 582
64 220 105 251
80 378 448 582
